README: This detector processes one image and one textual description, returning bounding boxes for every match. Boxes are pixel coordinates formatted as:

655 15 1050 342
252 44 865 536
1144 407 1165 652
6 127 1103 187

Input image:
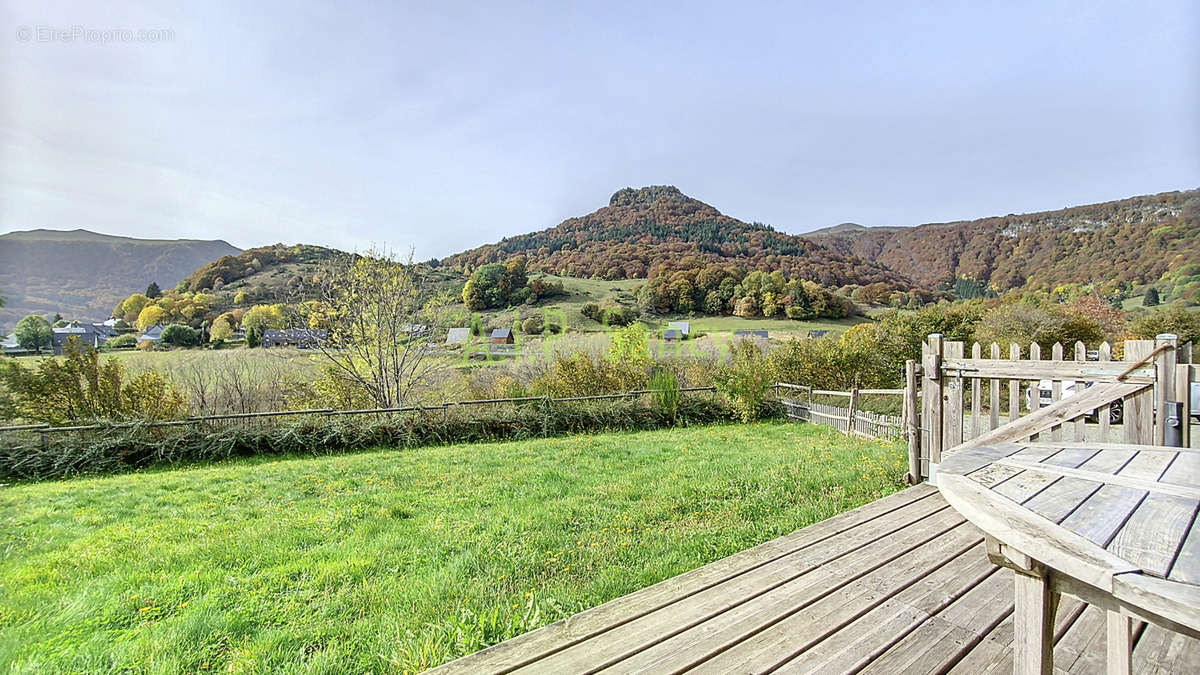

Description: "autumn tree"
137 305 168 332
316 249 453 407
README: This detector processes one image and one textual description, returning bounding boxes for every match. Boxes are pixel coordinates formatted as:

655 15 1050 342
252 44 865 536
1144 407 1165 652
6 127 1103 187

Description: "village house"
667 321 690 337
51 322 117 354
489 328 514 345
445 327 470 346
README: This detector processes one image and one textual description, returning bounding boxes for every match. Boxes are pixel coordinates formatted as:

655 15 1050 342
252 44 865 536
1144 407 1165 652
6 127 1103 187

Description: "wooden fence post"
847 387 859 436
905 360 921 483
944 340 965 451
1177 363 1192 448
923 334 944 482
1123 340 1155 445
1154 334 1178 446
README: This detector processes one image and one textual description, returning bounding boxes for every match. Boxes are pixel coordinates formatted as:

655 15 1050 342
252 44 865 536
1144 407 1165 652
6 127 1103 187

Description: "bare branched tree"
314 248 453 408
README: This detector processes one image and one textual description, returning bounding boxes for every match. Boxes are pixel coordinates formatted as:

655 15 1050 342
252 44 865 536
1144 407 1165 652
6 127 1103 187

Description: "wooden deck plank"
854 568 1015 675
1107 494 1199 577
552 508 969 674
1134 623 1200 674
784 545 1003 674
668 522 983 674
434 482 1199 675
947 595 1089 675
429 486 938 674
1055 604 1108 674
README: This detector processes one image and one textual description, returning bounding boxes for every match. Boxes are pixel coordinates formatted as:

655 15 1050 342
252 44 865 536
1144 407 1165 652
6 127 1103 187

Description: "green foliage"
104 334 138 349
649 369 679 419
1130 306 1200 344
1142 287 1160 306
241 304 285 333
521 316 543 334
145 281 161 299
13 315 52 353
0 342 186 425
462 257 532 310
470 315 485 336
714 340 775 422
972 302 1104 353
161 324 202 347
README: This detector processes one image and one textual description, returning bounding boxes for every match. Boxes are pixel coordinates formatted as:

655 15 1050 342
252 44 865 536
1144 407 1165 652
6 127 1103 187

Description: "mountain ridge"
0 229 241 327
445 186 912 288
801 188 1200 291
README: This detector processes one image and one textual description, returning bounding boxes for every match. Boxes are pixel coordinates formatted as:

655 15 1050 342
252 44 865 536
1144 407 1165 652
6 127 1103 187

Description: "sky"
1 1 1197 259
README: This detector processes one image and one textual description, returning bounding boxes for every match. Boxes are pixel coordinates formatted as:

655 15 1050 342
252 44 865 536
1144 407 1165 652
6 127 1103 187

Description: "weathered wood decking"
433 485 1199 674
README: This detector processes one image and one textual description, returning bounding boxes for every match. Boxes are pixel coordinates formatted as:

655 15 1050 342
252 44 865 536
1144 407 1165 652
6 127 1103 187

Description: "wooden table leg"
1014 570 1059 675
1106 610 1132 675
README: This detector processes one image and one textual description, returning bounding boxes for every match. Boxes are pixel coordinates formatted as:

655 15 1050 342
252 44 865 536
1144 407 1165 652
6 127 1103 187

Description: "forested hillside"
0 229 240 327
444 186 911 289
804 189 1200 299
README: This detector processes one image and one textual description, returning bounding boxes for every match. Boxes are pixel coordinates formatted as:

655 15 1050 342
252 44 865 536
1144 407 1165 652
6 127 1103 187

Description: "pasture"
0 422 905 673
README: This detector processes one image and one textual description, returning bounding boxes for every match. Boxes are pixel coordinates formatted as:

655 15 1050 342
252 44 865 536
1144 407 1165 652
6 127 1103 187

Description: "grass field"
0 422 905 673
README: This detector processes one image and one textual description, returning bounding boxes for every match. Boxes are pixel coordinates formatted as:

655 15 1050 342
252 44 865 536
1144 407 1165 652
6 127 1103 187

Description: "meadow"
0 422 906 673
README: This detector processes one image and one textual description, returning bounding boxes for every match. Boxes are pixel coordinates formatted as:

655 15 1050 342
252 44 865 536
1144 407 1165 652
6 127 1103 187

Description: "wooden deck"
432 485 1199 674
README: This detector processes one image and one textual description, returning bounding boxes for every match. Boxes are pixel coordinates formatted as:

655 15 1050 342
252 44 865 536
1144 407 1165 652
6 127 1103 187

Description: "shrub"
161 324 202 347
649 369 679 419
104 334 137 349
715 340 774 422
973 303 1103 353
1130 305 1200 344
521 316 544 335
0 342 186 425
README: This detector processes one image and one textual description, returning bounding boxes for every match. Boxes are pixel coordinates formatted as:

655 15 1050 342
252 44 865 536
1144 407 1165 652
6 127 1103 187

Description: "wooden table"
938 442 1200 674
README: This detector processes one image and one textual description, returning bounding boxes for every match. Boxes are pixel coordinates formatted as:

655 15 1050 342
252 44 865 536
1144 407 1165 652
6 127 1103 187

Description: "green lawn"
0 422 905 673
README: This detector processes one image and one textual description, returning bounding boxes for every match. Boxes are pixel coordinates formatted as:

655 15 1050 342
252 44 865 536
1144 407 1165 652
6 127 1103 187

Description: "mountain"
444 186 911 288
802 190 1200 292
178 243 343 304
0 229 241 327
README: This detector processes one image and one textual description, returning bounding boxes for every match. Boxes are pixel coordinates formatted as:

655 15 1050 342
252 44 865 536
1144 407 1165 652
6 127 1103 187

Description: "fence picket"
1073 341 1087 441
1098 342 1112 441
1009 343 1021 425
989 342 1001 430
1050 342 1064 442
971 342 982 439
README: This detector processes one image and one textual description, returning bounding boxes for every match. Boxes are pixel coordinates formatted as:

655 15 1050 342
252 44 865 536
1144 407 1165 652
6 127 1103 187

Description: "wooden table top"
938 442 1200 636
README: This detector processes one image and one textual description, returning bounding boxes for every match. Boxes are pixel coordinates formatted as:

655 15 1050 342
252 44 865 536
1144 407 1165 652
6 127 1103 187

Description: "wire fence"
0 387 721 447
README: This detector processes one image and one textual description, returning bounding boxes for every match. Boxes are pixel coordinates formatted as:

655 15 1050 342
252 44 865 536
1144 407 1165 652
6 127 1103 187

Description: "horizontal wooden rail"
940 359 1156 383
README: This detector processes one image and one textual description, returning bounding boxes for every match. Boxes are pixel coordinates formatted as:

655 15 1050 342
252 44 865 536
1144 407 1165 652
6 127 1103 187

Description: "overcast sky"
1 1 1197 258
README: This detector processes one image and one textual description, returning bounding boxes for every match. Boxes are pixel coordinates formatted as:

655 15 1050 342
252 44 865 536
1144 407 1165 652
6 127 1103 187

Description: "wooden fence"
776 383 906 441
908 332 1194 484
